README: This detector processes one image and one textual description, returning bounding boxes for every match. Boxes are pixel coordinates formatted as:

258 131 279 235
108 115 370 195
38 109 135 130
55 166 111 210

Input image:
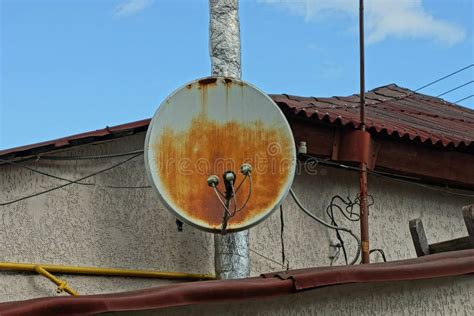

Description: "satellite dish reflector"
145 77 296 233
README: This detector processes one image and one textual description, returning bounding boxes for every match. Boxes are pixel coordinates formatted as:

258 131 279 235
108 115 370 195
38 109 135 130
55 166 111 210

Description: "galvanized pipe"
209 0 250 279
359 0 370 264
209 0 241 79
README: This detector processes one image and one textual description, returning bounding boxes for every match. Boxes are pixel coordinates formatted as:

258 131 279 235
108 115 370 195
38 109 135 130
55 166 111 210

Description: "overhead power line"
436 81 474 98
454 95 474 104
316 64 474 109
415 64 473 92
373 64 474 107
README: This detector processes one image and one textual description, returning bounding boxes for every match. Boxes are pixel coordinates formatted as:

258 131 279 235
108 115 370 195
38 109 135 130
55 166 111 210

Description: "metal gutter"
1 249 472 315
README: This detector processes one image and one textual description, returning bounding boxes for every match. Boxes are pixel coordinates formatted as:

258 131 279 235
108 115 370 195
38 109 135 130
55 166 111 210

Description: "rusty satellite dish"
145 77 296 233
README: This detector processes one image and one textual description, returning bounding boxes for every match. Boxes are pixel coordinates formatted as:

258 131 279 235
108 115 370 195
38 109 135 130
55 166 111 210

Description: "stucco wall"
0 132 472 301
108 275 474 316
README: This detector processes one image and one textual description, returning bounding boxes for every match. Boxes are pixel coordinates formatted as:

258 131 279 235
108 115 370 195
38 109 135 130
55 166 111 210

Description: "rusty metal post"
209 0 250 279
359 0 370 264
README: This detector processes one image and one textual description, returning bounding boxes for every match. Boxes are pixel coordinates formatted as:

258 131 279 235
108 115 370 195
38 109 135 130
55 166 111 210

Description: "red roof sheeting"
0 119 151 159
0 250 473 316
272 84 474 148
0 84 473 160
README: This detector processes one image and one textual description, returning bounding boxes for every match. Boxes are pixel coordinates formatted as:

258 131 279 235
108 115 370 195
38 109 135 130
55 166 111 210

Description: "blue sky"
1 0 472 149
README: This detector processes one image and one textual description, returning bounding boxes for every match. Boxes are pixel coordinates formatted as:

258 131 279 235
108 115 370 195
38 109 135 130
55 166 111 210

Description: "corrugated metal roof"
0 84 473 160
271 84 474 148
0 119 151 159
1 249 472 315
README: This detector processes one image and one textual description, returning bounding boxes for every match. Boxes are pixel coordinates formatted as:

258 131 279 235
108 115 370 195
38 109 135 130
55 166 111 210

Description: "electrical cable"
289 188 361 265
0 157 150 190
368 169 474 198
229 180 238 215
386 65 474 104
99 185 152 189
37 150 144 161
414 64 473 92
314 64 474 109
369 248 387 262
436 81 473 98
249 248 287 270
0 153 143 207
326 195 361 222
234 174 248 193
325 195 361 264
235 174 252 213
0 159 94 186
212 186 233 217
330 246 341 267
454 95 474 104
302 156 474 197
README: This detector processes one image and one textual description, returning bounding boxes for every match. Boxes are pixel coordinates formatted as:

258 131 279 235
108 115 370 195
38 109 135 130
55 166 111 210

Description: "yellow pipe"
0 262 215 281
35 266 79 296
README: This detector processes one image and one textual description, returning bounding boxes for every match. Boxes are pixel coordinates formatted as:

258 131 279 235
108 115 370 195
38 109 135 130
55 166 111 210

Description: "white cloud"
114 0 153 17
260 0 466 45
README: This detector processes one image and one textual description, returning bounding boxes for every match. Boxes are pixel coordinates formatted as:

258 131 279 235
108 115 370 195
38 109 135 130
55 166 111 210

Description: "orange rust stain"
223 78 233 86
153 106 293 229
198 77 218 87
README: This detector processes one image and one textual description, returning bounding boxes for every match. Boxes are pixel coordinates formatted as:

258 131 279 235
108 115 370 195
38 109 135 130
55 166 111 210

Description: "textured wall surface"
0 133 472 302
108 275 474 315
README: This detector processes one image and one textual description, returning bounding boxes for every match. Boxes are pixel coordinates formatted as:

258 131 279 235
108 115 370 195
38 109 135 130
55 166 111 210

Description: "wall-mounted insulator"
298 141 307 154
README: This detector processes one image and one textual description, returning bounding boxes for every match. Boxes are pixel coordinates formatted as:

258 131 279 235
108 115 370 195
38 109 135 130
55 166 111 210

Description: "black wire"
249 248 287 269
37 150 144 160
436 81 473 98
0 158 150 190
414 64 473 92
300 155 474 197
326 195 360 222
329 211 348 265
313 64 474 110
101 185 152 189
325 193 381 266
369 249 387 262
454 94 474 104
0 159 94 186
326 195 362 265
377 64 474 104
0 153 143 206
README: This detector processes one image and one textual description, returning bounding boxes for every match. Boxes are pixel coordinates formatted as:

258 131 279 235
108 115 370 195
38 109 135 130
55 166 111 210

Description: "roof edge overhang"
1 112 473 190
288 116 474 191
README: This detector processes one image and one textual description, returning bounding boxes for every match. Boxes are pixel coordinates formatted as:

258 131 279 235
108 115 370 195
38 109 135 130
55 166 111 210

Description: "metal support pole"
359 0 370 264
209 0 250 279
